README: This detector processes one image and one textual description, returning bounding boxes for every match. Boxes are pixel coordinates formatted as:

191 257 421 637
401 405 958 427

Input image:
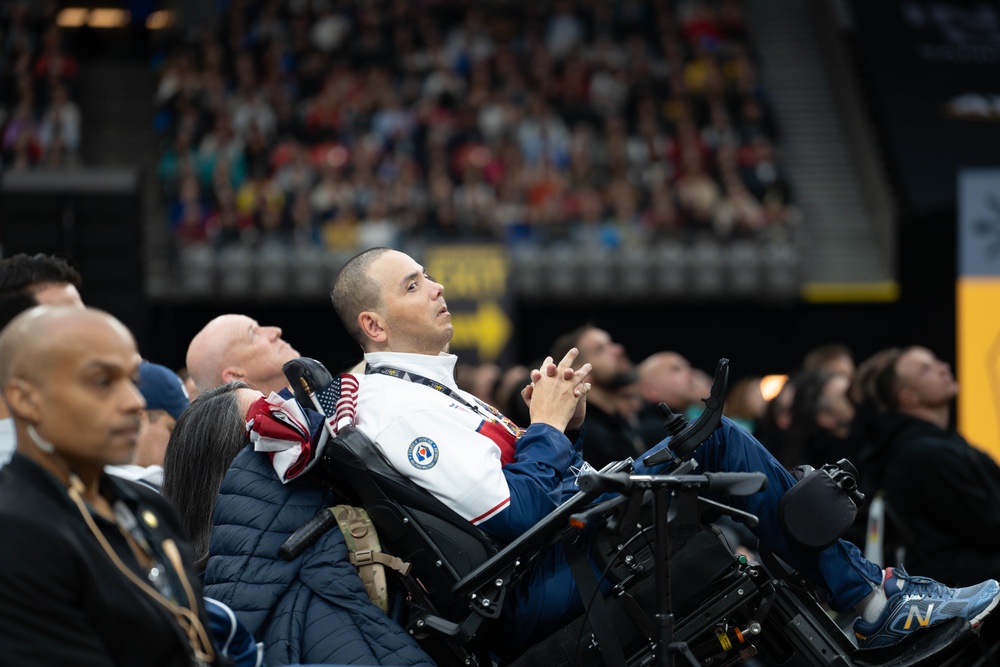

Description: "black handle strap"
564 533 628 667
279 508 338 561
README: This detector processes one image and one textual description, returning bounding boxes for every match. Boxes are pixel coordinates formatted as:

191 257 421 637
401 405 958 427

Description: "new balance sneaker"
853 566 1000 650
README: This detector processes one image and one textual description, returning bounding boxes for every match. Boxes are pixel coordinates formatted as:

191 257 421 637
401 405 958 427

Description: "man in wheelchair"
320 248 1000 660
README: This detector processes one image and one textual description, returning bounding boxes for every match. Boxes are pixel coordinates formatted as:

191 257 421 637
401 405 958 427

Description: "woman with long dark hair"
162 381 261 572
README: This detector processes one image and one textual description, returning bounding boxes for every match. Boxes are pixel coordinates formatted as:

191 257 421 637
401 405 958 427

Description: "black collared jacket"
0 453 211 667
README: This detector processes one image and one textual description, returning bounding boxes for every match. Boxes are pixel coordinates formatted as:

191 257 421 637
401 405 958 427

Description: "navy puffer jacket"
203 446 436 667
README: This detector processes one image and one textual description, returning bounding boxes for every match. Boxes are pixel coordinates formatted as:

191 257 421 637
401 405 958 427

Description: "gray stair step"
746 0 894 283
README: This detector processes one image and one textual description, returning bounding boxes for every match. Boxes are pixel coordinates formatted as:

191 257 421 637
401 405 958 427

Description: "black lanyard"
365 364 523 436
365 364 483 412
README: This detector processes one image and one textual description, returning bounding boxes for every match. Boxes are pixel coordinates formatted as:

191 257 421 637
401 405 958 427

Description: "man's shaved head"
637 351 699 409
186 314 299 395
0 307 131 388
186 315 237 391
330 247 392 348
0 306 145 472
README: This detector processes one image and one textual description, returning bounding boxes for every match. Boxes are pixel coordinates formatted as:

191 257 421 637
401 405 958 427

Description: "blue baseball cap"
138 361 190 420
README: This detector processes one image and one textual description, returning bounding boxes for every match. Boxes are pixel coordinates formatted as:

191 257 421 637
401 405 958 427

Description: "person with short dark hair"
859 346 1000 586
329 247 1000 653
549 323 645 469
0 252 85 468
0 252 83 307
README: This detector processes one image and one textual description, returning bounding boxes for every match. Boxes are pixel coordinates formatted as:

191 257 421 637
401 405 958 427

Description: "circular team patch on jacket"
408 437 439 470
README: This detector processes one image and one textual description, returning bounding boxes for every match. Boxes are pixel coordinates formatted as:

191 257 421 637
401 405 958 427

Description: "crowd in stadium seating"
0 3 82 171
154 0 798 257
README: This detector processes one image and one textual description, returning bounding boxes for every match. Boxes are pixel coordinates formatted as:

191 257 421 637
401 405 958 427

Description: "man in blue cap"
107 360 189 491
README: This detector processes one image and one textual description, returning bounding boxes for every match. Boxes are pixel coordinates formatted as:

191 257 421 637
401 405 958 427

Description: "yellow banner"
424 245 512 363
957 278 1000 461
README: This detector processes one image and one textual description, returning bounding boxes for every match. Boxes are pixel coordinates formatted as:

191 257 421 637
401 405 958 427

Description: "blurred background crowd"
0 0 799 252
149 0 797 257
0 2 83 170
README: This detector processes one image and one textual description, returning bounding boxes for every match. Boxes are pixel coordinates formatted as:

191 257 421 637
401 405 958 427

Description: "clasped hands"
521 347 592 433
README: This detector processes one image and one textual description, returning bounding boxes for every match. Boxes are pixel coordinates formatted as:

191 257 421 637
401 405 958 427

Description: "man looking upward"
331 247 1000 654
186 314 300 396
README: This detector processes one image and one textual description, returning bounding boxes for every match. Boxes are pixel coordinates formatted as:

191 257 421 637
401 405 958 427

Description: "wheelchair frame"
283 357 992 667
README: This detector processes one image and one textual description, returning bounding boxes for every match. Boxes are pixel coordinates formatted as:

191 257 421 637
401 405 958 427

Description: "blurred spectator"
803 342 856 381
857 346 1000 587
169 173 210 242
723 375 767 434
32 24 78 87
493 363 533 428
756 374 795 459
157 130 199 198
206 186 256 249
546 0 585 59
1 99 40 169
176 366 200 402
781 368 860 470
456 361 502 405
847 348 904 554
106 361 191 492
551 324 645 469
37 83 80 166
274 141 316 194
636 350 704 447
0 7 81 174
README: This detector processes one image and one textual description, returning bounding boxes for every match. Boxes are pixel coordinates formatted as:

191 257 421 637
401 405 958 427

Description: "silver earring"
26 424 55 454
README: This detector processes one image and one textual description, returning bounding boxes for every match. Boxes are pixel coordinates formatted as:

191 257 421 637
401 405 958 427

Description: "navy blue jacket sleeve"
478 424 583 543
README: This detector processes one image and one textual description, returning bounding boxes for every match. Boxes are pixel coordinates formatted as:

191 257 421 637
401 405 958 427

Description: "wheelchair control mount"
643 358 729 467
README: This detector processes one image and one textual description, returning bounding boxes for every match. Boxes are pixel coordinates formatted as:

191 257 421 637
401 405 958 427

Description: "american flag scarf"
246 375 358 483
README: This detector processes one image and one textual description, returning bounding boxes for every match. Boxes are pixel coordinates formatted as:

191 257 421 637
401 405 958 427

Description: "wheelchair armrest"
452 458 633 599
